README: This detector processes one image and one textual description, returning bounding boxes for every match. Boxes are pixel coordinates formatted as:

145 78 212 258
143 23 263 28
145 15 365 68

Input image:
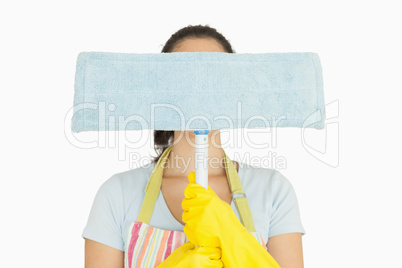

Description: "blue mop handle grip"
193 130 210 189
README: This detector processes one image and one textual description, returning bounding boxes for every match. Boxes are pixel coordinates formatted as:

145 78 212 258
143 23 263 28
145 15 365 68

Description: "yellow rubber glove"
182 172 281 268
156 241 223 268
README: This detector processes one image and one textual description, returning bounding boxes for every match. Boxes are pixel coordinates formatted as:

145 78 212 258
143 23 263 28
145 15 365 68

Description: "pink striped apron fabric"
124 221 267 268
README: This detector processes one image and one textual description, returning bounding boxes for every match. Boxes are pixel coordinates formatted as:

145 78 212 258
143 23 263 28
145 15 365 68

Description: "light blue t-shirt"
82 161 305 252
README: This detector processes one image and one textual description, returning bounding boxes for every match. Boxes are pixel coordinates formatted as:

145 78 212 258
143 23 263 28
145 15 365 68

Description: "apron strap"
137 146 256 233
222 150 256 232
136 146 172 224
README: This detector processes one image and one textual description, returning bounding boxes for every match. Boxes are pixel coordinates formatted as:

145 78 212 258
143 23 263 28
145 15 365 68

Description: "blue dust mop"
71 52 325 132
70 51 325 188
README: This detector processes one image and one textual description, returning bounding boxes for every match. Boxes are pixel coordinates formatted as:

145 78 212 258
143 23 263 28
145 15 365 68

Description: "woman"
83 24 305 267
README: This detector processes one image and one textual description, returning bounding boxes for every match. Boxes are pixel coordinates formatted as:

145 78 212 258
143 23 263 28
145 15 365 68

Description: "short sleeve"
268 170 306 238
82 175 125 251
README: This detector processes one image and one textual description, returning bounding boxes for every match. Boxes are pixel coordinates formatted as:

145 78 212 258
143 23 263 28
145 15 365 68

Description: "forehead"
172 38 225 52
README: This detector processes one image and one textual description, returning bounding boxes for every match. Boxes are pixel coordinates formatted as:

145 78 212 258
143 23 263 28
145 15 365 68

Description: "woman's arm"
85 238 124 268
266 233 304 268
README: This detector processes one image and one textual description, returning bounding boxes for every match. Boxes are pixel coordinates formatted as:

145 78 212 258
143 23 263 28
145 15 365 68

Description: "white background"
1 0 401 267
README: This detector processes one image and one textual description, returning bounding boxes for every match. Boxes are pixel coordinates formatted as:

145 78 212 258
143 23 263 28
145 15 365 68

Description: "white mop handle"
194 130 210 189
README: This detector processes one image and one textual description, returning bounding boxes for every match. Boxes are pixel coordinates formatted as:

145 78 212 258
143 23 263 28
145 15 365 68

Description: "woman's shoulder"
97 162 154 198
238 161 296 200
239 161 289 185
111 162 154 182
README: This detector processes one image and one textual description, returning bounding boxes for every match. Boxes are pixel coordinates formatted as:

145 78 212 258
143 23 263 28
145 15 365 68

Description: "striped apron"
124 146 267 267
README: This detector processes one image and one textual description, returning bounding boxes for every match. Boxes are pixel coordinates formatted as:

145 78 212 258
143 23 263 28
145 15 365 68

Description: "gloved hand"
182 172 281 268
156 241 223 268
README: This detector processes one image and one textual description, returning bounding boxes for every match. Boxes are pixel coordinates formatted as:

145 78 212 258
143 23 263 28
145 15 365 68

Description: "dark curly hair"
153 24 235 165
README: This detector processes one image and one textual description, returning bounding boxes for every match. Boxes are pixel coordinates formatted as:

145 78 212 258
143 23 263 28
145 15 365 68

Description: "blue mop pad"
71 52 325 132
